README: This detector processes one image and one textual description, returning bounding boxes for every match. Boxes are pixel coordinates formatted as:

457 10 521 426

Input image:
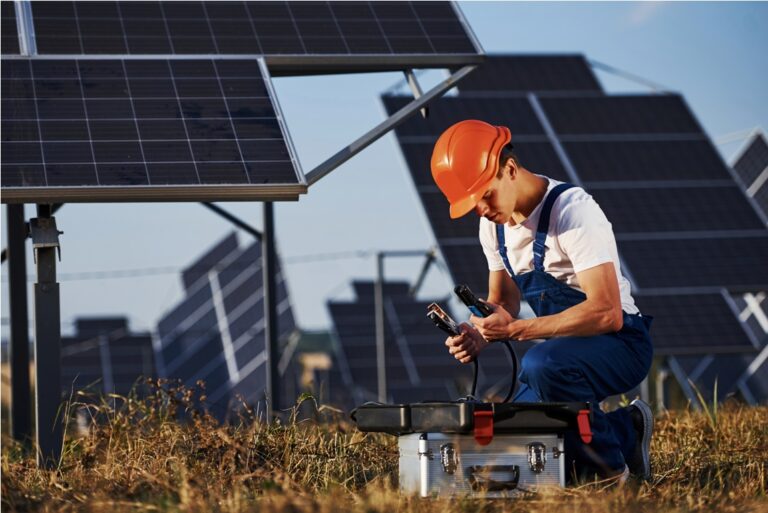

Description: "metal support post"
262 202 280 418
30 204 63 468
7 204 32 446
375 252 386 403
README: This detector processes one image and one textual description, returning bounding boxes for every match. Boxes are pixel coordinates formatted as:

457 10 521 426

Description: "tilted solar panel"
620 236 768 291
733 132 768 217
28 1 482 74
455 55 603 94
632 294 756 355
60 317 155 399
156 233 296 417
733 132 768 187
1 57 305 203
539 95 704 135
591 186 765 234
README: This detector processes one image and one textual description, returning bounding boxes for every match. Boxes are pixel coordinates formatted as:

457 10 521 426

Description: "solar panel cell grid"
383 96 545 138
1 2 19 55
30 1 479 61
1 58 302 201
734 133 768 186
565 140 732 183
592 186 765 233
620 236 768 290
456 55 603 93
540 96 704 135
632 294 754 354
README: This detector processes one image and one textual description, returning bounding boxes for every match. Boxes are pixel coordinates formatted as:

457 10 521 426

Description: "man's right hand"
445 323 489 364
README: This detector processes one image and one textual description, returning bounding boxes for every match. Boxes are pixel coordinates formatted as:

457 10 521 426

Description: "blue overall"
496 183 653 477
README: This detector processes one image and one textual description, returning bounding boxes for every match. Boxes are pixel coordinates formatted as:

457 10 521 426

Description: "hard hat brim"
448 177 494 219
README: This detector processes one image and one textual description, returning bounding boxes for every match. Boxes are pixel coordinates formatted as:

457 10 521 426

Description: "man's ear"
504 158 517 179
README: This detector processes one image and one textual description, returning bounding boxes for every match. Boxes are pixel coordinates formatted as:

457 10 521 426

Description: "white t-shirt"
479 177 639 314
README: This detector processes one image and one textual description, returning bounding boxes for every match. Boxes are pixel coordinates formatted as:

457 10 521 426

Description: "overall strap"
532 183 576 272
496 223 515 277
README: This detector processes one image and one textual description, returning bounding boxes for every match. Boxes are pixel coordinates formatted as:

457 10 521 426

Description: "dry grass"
1 380 766 513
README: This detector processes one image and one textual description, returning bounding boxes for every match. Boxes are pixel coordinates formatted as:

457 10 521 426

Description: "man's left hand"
470 301 517 341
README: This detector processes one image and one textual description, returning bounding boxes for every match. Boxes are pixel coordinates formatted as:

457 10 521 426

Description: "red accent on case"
577 409 593 444
473 410 494 446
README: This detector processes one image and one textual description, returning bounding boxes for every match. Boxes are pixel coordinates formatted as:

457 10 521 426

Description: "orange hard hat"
430 120 512 219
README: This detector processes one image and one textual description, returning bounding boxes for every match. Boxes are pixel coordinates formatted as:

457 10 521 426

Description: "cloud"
628 1 666 26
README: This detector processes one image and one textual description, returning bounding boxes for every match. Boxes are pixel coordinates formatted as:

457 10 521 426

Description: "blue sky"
2 1 767 338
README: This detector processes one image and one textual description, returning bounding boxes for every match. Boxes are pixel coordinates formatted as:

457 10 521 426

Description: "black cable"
469 340 518 403
501 340 518 403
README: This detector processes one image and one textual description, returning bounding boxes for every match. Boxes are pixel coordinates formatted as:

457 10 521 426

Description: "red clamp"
473 410 494 446
577 409 592 444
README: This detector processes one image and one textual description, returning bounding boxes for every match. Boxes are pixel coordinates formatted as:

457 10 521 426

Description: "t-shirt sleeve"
555 197 617 274
479 218 506 272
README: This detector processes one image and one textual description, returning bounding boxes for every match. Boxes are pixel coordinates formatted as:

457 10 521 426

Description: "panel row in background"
57 232 301 420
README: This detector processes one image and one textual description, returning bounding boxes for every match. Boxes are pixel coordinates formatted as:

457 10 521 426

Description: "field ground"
1 381 767 512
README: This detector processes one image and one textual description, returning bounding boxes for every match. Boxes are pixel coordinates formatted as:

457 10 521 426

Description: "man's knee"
521 342 567 383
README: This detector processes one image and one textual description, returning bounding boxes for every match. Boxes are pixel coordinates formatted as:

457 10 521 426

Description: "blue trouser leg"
512 330 652 477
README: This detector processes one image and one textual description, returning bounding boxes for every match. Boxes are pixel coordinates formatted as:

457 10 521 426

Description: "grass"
1 379 766 513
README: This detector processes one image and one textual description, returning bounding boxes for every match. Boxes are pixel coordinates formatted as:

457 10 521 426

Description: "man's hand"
444 323 489 363
470 300 517 341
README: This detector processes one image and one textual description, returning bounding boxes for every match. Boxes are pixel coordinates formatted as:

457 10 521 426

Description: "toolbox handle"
467 465 520 492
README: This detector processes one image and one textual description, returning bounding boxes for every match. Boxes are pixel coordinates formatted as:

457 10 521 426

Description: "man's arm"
487 269 522 318
472 262 624 341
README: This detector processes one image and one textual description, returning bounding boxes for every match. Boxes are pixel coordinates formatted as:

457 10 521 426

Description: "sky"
2 1 768 340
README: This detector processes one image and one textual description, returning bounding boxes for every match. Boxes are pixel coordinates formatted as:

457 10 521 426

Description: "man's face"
473 159 516 223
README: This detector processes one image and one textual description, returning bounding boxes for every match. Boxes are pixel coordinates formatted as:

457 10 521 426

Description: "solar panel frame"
27 1 484 75
1 54 307 203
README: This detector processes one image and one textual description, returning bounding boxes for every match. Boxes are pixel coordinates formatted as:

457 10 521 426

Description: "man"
432 119 654 483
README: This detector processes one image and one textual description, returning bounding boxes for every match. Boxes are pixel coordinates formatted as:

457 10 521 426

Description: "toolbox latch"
577 409 592 444
473 410 494 446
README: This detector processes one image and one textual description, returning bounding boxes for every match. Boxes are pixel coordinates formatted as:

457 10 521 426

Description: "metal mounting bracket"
404 69 428 119
305 65 477 187
29 217 62 262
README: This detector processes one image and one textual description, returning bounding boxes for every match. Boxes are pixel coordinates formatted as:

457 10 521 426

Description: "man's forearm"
508 299 622 340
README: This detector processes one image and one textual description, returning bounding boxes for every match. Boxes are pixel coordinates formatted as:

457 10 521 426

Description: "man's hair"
497 144 520 177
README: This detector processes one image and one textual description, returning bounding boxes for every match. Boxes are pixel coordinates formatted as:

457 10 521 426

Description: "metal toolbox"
352 401 592 497
399 431 564 498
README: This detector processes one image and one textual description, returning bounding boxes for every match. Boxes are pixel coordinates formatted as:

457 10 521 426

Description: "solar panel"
565 140 732 183
733 132 768 187
621 236 768 291
383 95 545 138
155 233 297 417
1 57 305 203
730 292 768 347
328 280 477 404
1 1 19 55
455 55 603 94
27 1 482 74
539 95 704 135
61 317 155 398
755 182 768 214
591 186 765 234
633 294 756 355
